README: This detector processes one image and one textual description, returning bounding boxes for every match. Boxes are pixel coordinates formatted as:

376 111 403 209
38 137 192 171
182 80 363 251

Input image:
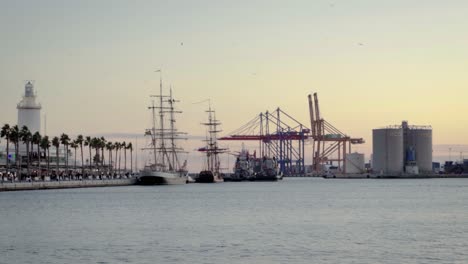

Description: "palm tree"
84 136 92 172
90 137 100 173
40 136 50 177
114 142 120 176
75 135 84 176
100 137 106 169
70 141 78 172
119 142 124 176
9 125 20 176
122 141 127 173
20 126 32 179
106 141 113 175
52 137 60 179
60 133 71 176
127 142 133 173
31 132 42 170
0 124 11 173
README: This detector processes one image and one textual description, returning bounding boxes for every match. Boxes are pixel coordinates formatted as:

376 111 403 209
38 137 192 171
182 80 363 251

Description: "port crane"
219 108 310 176
308 93 365 173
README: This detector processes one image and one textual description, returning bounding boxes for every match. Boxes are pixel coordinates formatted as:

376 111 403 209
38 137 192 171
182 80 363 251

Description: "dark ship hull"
196 170 223 183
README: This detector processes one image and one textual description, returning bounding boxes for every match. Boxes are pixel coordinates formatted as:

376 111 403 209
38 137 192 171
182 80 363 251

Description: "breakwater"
0 178 136 192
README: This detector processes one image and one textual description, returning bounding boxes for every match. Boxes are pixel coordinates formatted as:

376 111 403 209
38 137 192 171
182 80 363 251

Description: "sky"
1 0 468 170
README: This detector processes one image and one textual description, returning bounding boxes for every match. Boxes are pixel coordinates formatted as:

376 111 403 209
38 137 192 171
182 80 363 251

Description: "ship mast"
146 70 186 172
207 103 214 171
168 87 181 170
159 75 166 169
150 70 170 170
148 100 158 167
213 110 220 173
203 102 224 174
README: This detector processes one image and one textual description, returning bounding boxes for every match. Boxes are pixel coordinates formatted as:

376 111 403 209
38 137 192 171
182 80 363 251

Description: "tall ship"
196 104 226 183
137 74 188 185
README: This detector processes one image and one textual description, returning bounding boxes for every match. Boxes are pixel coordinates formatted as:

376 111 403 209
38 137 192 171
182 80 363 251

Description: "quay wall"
0 179 136 192
322 174 468 179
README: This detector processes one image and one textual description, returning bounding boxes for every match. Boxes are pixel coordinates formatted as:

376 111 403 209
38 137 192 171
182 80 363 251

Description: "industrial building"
372 121 432 175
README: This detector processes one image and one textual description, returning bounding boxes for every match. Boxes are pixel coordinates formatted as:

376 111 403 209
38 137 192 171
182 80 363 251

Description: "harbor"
2 2 468 264
1 82 468 192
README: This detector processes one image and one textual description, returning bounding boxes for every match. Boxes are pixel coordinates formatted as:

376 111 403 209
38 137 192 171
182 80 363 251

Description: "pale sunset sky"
1 0 468 168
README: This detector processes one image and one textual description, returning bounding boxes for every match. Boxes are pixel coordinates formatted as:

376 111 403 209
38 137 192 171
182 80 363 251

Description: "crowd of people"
0 169 136 183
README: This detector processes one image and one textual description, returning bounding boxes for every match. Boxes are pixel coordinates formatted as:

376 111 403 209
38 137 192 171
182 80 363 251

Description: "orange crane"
308 93 364 173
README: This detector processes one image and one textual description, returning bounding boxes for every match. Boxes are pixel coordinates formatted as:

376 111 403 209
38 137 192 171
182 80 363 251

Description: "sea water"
1 178 467 264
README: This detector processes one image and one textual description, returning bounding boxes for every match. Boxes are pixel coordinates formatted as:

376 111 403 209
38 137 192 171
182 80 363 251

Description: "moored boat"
196 102 226 183
252 156 281 181
138 167 188 185
231 149 254 181
137 72 188 185
196 170 224 183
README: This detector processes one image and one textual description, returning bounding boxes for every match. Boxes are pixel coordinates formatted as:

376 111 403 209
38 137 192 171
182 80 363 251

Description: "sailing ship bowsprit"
137 76 188 185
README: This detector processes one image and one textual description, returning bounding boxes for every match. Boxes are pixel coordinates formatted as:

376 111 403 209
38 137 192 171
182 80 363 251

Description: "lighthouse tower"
17 81 42 134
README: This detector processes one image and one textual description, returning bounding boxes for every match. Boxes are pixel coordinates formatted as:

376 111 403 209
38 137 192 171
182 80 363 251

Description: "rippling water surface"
1 178 468 264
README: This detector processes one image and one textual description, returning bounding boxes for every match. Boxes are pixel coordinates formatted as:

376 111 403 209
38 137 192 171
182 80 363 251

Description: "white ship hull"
137 169 187 185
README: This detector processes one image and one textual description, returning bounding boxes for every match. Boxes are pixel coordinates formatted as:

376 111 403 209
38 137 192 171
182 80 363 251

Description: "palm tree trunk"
115 148 118 175
6 139 10 173
64 145 68 177
37 143 41 177
47 148 50 176
124 149 127 173
88 146 92 173
74 148 77 171
56 147 59 180
118 148 121 175
16 142 20 179
108 150 112 175
101 148 105 169
130 149 133 173
80 145 84 176
26 141 30 178
95 148 99 175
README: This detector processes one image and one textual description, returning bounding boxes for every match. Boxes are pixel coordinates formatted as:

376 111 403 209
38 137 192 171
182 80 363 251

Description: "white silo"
372 128 404 175
345 153 365 174
403 122 432 173
17 81 41 134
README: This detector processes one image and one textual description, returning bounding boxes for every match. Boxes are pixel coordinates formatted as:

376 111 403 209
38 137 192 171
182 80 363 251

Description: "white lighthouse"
17 81 42 134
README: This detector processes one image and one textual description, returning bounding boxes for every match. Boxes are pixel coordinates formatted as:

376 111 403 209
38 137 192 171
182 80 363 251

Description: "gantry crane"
219 108 310 176
308 93 365 173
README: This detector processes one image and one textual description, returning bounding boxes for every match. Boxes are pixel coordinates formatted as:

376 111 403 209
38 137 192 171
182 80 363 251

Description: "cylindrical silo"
372 128 404 175
345 153 365 174
405 128 432 173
